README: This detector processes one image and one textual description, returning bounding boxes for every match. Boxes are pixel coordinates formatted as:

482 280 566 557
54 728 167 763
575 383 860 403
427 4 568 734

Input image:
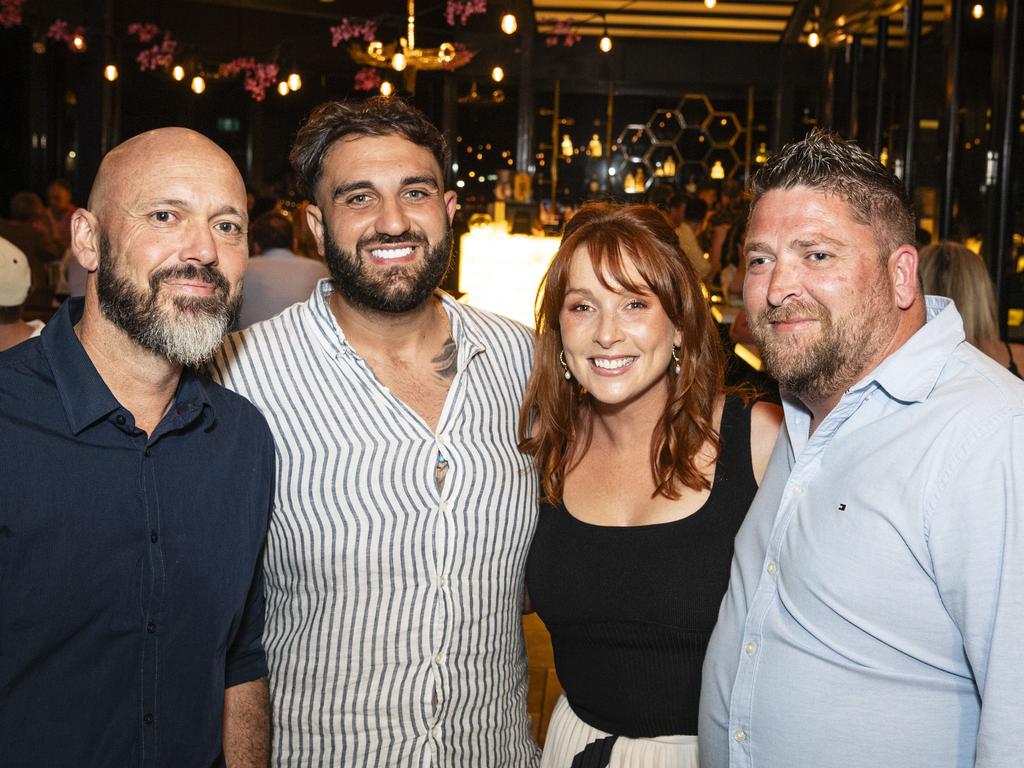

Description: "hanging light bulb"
172 65 185 81
561 134 574 157
599 34 612 52
808 29 820 47
287 72 302 91
71 33 86 51
500 12 517 34
103 64 118 82
380 80 394 97
710 160 726 179
392 52 407 72
491 66 504 83
704 0 717 7
971 3 983 18
277 81 289 96
191 75 206 94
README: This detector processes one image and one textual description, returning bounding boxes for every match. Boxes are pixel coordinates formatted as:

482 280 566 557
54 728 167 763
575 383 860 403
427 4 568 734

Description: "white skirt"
541 695 699 768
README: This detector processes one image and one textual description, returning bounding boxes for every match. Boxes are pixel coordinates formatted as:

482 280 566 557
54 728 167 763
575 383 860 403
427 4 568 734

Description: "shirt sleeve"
926 410 1024 768
224 422 275 688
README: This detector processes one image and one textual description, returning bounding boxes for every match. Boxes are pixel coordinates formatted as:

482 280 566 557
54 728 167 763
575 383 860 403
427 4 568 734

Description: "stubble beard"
323 225 454 314
97 233 241 368
750 277 896 403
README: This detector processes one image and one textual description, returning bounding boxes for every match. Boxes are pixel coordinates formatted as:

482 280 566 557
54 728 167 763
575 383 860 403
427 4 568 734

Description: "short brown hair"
290 96 449 201
519 203 725 503
750 129 915 258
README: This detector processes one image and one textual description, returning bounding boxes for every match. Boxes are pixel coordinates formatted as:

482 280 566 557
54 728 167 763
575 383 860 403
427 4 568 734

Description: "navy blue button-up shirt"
0 299 274 766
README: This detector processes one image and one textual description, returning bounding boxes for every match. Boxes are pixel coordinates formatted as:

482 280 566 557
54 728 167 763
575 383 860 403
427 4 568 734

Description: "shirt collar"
852 296 964 404
40 298 214 436
307 279 487 365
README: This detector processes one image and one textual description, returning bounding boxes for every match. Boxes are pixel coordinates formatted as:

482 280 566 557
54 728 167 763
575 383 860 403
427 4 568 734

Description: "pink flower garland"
224 57 280 101
330 18 378 47
444 0 486 27
353 67 382 91
128 23 177 72
46 19 87 52
541 17 581 47
0 0 23 29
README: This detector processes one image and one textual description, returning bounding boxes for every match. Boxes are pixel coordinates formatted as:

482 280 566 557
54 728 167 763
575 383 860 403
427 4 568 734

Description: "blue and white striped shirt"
210 281 541 767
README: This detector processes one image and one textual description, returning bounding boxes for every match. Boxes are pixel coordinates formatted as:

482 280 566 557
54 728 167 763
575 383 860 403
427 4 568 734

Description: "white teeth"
592 357 635 370
370 246 414 260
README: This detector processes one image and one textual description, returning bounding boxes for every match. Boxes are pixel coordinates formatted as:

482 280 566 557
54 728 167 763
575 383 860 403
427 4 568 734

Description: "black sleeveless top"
525 397 758 738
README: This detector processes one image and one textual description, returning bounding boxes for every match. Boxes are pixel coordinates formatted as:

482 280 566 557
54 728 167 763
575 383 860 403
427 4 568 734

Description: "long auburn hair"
519 202 725 503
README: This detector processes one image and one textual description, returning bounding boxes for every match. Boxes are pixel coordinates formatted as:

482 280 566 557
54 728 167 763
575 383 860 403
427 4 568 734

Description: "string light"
704 0 717 8
71 33 86 51
500 12 517 34
172 65 185 81
971 3 983 18
103 64 118 82
491 66 504 82
191 75 206 94
391 52 407 72
599 15 612 52
277 81 289 96
287 72 302 91
380 80 394 97
808 30 820 47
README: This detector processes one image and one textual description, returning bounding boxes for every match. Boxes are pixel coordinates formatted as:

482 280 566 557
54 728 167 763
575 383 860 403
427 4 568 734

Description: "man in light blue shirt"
699 130 1024 768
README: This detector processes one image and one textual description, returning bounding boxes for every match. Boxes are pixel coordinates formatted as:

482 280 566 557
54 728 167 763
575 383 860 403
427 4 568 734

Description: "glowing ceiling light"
500 13 517 34
808 30 820 47
287 72 302 91
704 0 717 7
71 34 86 51
392 52 407 71
172 65 185 81
599 34 612 52
971 3 984 18
380 80 394 97
103 64 118 82
491 66 504 82
277 81 289 96
191 76 206 94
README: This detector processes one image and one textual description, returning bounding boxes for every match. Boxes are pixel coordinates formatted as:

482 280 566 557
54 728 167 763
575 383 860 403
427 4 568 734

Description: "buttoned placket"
726 385 876 766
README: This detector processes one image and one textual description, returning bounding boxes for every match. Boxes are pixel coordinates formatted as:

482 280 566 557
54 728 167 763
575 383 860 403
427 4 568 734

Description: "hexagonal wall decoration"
615 125 652 161
679 127 711 162
646 145 683 179
706 112 742 147
676 94 713 130
646 110 684 145
705 146 741 179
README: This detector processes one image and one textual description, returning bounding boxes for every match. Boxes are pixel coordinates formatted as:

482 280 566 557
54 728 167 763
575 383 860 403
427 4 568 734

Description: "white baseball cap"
0 236 32 307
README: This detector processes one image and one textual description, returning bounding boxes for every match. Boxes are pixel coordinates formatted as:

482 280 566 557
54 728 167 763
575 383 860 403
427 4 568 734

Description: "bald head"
88 128 245 217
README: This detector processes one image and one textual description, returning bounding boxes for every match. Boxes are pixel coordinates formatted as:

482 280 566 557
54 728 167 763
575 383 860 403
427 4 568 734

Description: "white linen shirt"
699 297 1024 768
210 280 541 767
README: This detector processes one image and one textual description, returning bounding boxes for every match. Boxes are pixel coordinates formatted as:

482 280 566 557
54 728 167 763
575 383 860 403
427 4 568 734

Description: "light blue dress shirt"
699 297 1024 768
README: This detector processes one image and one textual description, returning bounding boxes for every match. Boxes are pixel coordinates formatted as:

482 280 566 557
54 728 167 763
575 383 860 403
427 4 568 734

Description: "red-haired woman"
520 203 781 766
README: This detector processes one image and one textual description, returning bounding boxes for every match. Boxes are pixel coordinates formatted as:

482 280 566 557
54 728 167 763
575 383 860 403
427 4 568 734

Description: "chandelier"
349 0 475 92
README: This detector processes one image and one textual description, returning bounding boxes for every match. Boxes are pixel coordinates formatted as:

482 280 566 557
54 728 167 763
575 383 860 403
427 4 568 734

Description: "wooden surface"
524 612 562 747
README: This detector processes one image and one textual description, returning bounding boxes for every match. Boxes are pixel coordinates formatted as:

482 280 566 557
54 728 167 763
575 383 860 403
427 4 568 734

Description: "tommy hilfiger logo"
837 503 847 511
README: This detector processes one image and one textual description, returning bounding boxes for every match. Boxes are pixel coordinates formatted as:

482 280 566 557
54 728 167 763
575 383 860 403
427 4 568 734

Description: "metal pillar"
872 16 889 157
938 0 963 239
847 35 862 140
986 0 1021 334
902 0 922 195
514 7 535 175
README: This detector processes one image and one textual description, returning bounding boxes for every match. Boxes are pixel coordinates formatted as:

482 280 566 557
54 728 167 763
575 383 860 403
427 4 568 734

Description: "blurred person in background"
919 240 1023 378
236 210 329 329
45 178 77 250
0 237 44 351
0 192 61 310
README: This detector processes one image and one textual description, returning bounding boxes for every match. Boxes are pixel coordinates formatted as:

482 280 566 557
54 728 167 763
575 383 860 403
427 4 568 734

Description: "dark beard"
323 226 453 314
96 233 241 367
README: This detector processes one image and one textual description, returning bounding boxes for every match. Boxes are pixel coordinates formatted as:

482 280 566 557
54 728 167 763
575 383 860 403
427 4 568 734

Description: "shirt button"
745 642 757 655
115 414 126 425
144 449 151 457
735 730 747 742
792 483 802 494
143 713 154 725
766 561 777 575
439 501 448 513
437 576 448 589
433 653 443 664
147 622 156 634
432 726 441 738
150 531 159 544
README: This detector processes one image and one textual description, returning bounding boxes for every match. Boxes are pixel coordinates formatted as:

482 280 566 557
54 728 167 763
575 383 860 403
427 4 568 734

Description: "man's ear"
890 244 919 310
70 209 101 272
305 204 326 258
444 190 457 224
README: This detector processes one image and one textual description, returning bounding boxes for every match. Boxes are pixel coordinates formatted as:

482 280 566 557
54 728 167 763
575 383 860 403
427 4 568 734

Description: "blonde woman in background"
919 241 1023 378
